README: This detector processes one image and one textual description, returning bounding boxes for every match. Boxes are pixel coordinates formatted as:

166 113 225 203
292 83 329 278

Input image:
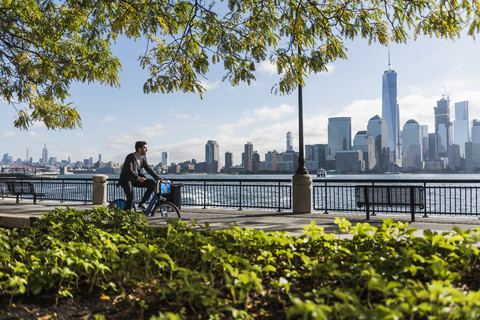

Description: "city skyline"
2 94 479 168
2 94 476 170
1 36 480 165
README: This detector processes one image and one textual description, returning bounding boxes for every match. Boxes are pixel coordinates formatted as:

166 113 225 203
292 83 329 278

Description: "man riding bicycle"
118 141 160 210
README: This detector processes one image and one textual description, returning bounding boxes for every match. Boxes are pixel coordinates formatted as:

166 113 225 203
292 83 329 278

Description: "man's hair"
135 141 147 152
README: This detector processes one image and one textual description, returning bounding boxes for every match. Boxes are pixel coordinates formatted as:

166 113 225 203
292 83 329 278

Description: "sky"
1 32 480 167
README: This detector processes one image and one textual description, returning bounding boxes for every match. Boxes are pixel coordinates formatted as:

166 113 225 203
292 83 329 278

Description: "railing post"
203 181 207 209
61 179 65 203
423 182 428 218
92 174 108 205
323 181 328 214
85 179 89 204
364 186 370 220
277 181 281 212
410 186 415 222
367 182 376 216
239 181 243 211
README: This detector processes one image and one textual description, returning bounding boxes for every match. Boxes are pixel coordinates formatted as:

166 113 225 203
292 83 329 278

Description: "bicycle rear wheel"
108 199 127 211
153 201 181 218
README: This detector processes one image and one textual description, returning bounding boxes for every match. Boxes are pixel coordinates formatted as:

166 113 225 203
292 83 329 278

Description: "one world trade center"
382 67 400 163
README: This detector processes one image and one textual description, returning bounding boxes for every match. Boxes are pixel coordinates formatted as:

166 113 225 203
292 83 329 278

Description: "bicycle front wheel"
153 201 181 218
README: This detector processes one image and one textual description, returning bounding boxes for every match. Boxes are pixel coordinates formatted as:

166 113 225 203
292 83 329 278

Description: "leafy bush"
1 207 480 319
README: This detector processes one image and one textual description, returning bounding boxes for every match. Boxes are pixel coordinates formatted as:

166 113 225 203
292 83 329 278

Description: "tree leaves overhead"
1 0 479 130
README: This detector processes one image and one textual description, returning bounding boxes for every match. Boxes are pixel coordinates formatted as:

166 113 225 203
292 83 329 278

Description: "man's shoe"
138 203 147 211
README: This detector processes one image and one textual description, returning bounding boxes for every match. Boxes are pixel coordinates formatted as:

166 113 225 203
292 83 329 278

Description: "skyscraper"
225 152 233 170
242 142 253 171
162 151 169 165
286 131 294 152
352 131 376 171
327 117 351 161
305 144 327 171
434 96 452 157
42 143 48 165
205 140 220 173
454 101 470 156
367 115 389 171
420 125 429 161
382 68 400 161
471 120 480 170
402 119 423 169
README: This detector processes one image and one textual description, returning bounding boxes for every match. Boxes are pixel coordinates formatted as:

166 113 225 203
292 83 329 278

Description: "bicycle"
108 179 181 218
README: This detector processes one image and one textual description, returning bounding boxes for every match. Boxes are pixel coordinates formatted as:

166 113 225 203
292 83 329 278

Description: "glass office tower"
402 119 423 169
205 140 220 173
327 117 351 161
382 69 400 161
454 101 470 156
434 96 452 157
161 151 169 165
367 115 389 171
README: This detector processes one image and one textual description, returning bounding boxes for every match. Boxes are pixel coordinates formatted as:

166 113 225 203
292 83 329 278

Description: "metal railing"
2 176 480 217
108 178 292 212
0 177 91 203
312 179 480 217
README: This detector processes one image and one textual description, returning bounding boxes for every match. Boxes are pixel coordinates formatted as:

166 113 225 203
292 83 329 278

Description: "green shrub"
1 207 480 319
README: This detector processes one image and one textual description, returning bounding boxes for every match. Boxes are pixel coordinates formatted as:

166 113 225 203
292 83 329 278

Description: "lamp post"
292 46 312 213
296 69 308 175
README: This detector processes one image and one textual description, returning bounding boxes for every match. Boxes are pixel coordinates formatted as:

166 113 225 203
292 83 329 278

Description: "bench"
355 185 425 222
0 181 8 198
6 181 46 204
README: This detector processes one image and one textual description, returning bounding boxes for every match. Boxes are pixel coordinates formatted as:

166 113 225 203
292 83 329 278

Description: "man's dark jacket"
118 152 159 185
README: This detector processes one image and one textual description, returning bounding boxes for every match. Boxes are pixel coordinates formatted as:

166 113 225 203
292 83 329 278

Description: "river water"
40 172 480 215
58 172 480 181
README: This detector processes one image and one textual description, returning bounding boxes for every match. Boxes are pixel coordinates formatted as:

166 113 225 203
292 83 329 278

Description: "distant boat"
317 168 326 177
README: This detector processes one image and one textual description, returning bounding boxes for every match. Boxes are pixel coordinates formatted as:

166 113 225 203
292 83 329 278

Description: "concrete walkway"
1 198 480 237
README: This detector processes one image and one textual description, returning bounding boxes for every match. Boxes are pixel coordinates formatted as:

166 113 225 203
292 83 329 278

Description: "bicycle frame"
144 193 164 217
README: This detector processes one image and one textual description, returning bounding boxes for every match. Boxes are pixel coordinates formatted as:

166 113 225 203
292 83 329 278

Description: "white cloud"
320 64 336 75
105 135 135 152
258 61 277 75
148 138 206 164
258 61 336 77
169 112 192 120
201 80 220 90
134 123 168 140
218 103 295 136
253 103 295 120
31 121 47 129
0 130 19 137
101 115 118 123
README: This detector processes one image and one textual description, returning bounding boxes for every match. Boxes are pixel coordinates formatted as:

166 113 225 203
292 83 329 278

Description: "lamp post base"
292 173 312 214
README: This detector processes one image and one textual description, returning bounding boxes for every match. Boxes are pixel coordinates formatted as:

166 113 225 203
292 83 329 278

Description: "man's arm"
142 158 160 180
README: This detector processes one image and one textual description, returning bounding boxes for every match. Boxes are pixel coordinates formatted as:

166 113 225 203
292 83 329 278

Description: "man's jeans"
120 179 156 210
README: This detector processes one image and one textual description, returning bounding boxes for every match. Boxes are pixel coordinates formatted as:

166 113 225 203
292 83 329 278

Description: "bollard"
92 174 108 205
292 173 312 213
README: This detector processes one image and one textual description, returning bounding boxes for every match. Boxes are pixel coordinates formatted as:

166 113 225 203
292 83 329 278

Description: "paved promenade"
1 198 480 237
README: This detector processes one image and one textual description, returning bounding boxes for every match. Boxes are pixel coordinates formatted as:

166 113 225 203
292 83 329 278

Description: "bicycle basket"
155 180 172 194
